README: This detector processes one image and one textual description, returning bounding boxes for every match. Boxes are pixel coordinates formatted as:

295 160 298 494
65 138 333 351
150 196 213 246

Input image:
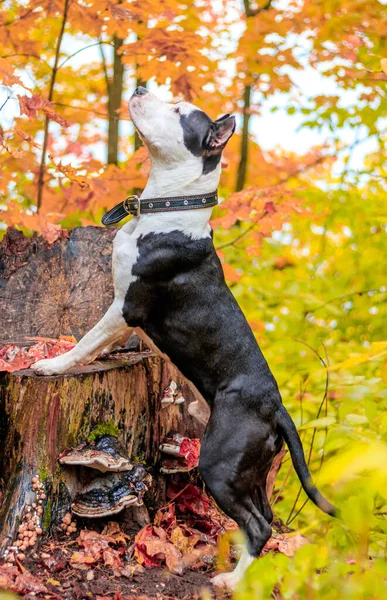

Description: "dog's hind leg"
208 486 270 589
199 439 271 590
256 484 273 524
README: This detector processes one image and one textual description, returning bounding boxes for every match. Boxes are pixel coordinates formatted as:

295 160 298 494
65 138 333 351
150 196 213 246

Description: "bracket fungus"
159 434 200 474
160 380 185 405
72 468 152 518
58 435 133 473
58 435 152 519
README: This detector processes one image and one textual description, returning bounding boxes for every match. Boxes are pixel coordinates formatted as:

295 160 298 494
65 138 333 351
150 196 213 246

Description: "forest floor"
0 482 236 600
0 542 215 600
0 457 305 600
0 511 303 600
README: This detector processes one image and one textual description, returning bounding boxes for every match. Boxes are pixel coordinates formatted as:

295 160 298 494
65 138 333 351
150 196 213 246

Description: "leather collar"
102 190 218 225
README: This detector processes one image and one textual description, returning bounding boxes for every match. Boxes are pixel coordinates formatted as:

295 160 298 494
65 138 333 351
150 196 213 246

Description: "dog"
32 86 335 589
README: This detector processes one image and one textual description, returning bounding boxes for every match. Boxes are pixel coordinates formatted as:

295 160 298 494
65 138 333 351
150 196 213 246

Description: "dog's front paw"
32 356 74 376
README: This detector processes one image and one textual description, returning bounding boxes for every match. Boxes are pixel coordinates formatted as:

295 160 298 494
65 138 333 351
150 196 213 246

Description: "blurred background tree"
1 0 387 596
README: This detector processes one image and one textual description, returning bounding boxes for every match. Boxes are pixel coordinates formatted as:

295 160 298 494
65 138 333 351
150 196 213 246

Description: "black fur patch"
180 111 222 174
123 230 280 405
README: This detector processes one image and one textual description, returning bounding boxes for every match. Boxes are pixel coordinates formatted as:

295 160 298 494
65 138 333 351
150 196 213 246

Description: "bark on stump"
0 228 204 553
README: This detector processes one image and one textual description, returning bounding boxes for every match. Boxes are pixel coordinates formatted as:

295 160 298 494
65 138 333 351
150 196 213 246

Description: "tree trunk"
0 227 116 342
107 36 125 166
235 84 251 192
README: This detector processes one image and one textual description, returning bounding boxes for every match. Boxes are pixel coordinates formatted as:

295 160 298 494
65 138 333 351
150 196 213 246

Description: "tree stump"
0 228 204 553
0 355 203 552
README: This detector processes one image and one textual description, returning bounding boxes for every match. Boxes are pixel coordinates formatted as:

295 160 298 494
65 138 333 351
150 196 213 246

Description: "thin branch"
286 340 330 525
1 6 40 27
304 288 384 317
53 101 127 120
270 462 293 508
58 41 114 70
0 94 10 113
36 0 71 211
216 222 256 251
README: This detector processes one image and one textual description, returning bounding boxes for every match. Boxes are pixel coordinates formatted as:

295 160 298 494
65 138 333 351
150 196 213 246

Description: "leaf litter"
0 337 76 373
0 478 306 599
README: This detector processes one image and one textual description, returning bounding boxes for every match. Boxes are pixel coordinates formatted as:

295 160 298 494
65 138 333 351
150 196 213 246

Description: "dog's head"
129 87 235 174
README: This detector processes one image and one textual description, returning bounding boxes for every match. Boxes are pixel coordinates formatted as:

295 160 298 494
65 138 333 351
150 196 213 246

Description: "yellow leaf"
319 441 387 486
381 58 387 75
328 348 387 372
298 416 336 430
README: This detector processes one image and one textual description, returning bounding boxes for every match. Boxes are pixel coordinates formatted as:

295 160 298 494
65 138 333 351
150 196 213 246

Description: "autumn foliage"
1 0 387 598
2 0 384 240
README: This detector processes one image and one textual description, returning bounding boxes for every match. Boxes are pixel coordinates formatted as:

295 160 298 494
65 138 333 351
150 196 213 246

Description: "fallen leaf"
168 483 210 516
103 547 122 569
182 544 217 570
170 525 200 555
13 571 47 594
41 222 64 245
154 504 177 529
42 556 67 572
277 533 308 556
101 521 130 545
0 339 76 372
264 533 308 557
70 552 95 565
134 524 183 574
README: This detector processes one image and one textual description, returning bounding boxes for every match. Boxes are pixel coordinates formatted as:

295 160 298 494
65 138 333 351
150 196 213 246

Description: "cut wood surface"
0 226 117 342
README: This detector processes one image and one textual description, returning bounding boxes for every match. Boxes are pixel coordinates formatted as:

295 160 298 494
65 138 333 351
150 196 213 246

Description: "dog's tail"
277 404 336 517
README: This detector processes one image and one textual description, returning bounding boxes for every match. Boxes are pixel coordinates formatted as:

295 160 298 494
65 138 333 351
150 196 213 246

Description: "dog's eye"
173 107 180 114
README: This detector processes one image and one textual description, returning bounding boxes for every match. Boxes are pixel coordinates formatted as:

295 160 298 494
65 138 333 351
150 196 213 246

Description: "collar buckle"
123 194 140 216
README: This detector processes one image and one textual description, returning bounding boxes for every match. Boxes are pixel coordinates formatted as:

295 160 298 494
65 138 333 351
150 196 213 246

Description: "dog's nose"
133 86 148 97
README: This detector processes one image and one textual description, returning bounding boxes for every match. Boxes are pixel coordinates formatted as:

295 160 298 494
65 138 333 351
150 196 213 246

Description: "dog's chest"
111 210 213 301
112 228 139 301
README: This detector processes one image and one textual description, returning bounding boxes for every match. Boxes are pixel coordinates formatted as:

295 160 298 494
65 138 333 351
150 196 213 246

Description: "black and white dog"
33 87 334 589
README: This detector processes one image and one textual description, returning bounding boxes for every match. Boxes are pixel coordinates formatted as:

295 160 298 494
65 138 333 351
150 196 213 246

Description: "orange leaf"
41 223 63 245
222 262 241 283
19 94 69 127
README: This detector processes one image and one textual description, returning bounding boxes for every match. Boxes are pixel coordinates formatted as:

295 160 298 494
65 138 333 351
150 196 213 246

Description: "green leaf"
298 417 336 430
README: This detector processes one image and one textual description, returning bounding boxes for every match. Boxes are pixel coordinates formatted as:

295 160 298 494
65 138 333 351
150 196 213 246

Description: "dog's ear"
203 115 236 154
